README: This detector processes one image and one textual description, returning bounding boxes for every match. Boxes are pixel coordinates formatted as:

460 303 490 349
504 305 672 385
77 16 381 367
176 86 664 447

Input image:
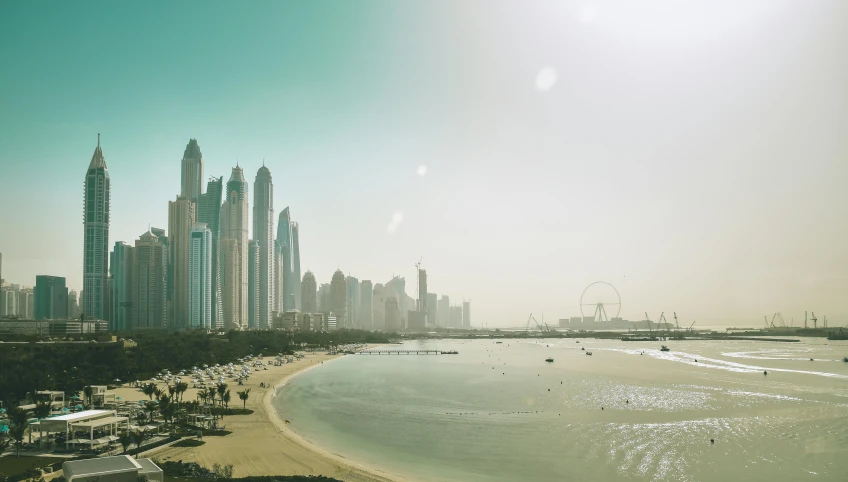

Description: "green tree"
0 434 11 457
83 386 94 409
34 401 52 419
142 383 157 400
223 389 231 409
144 400 158 423
237 389 250 410
118 431 133 454
7 407 30 457
216 383 228 407
130 430 147 451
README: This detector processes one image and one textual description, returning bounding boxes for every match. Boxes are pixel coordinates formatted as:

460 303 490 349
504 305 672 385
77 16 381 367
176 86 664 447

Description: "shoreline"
134 349 402 482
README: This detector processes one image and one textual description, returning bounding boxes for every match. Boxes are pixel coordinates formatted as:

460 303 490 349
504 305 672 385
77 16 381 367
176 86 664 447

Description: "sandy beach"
112 352 400 482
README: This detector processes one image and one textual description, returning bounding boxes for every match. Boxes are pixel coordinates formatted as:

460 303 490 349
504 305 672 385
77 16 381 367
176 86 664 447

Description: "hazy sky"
1 0 846 327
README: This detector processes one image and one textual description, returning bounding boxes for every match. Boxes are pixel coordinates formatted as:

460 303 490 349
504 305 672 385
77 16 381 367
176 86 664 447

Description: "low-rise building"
62 455 162 482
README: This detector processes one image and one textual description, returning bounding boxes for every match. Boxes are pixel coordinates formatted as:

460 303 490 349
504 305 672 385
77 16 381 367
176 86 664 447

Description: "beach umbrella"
116 396 123 401
113 378 122 383
0 408 6 413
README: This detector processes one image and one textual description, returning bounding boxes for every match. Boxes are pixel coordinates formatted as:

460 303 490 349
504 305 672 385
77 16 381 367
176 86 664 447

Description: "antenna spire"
97 133 100 147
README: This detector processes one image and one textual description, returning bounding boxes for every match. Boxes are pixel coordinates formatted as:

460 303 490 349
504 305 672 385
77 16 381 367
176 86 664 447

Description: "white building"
189 223 212 329
63 455 162 482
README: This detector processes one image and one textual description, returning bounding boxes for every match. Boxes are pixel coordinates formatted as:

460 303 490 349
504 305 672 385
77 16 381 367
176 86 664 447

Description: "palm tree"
207 391 217 418
118 431 133 454
34 401 52 419
130 430 147 451
83 386 94 409
223 389 231 409
216 383 228 407
7 407 30 457
0 434 11 457
237 389 250 410
142 383 157 400
153 387 163 399
143 400 158 423
167 385 177 399
175 381 189 404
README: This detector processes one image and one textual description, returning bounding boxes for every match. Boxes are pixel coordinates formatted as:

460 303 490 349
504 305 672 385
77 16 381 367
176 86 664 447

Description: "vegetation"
172 439 205 448
0 329 389 403
159 461 342 482
237 389 250 409
7 408 29 457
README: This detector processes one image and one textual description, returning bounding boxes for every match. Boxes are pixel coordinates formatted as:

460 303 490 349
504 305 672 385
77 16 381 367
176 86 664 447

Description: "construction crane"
645 312 653 334
764 315 770 329
674 312 680 331
688 320 697 331
811 312 818 329
525 313 545 332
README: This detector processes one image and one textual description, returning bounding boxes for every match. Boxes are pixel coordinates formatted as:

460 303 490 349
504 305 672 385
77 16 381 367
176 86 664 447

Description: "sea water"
274 338 848 481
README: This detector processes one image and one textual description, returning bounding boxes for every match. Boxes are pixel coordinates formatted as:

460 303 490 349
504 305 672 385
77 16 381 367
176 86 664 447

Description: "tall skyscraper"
0 252 3 315
189 223 212 330
301 271 317 313
18 288 34 319
2 284 19 317
247 240 260 328
168 196 196 330
417 269 428 317
291 222 301 309
439 295 450 328
68 290 80 319
198 176 223 327
83 134 110 320
110 241 134 330
132 230 168 329
35 275 68 320
360 280 373 329
346 276 360 328
317 283 331 313
385 297 400 332
427 293 438 326
276 207 294 312
387 276 406 327
180 139 204 203
252 166 274 327
463 301 471 328
219 166 249 330
330 269 347 327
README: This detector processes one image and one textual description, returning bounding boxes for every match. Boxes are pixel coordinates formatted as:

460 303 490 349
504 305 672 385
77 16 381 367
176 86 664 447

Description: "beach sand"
112 352 400 482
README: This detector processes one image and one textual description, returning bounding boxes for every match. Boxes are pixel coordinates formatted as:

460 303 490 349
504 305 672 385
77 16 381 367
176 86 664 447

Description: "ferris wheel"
580 281 621 322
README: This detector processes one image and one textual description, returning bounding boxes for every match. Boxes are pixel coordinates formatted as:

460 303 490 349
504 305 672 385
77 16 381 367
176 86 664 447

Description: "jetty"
357 349 456 355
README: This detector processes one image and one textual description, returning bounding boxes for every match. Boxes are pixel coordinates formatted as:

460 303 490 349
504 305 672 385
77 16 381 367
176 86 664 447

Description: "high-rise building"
318 283 331 313
0 252 3 315
276 207 294 312
247 240 260 328
132 230 168 329
301 271 317 314
198 176 223 327
451 305 463 328
168 196 196 330
180 139 204 203
439 295 450 328
372 283 386 330
68 290 80 319
346 276 360 328
219 166 249 330
417 269 428 318
387 276 406 327
463 301 471 328
330 270 347 327
385 297 400 332
189 223 212 330
427 293 438 326
252 166 274 328
110 241 134 330
35 275 68 320
2 284 19 317
83 134 110 320
360 280 373 329
18 288 34 319
291 222 301 310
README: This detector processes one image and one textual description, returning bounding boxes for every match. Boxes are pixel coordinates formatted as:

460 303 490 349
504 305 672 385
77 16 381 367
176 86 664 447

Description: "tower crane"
674 312 680 331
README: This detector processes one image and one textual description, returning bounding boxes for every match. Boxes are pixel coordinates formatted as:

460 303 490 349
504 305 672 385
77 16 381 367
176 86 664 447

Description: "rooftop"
63 455 140 479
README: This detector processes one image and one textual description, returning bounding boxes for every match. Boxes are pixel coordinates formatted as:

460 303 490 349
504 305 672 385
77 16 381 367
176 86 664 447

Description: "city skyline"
1 1 846 326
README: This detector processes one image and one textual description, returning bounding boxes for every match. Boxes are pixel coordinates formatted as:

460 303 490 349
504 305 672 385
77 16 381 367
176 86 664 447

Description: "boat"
843 357 848 363
545 358 554 363
441 351 459 355
581 347 585 351
496 341 503 344
585 351 593 356
660 345 670 352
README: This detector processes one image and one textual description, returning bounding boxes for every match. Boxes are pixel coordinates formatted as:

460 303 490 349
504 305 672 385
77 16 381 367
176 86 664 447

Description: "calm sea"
274 338 848 482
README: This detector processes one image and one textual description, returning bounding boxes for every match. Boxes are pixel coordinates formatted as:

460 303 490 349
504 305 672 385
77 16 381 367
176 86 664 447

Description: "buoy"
710 438 715 444
601 407 604 410
764 371 768 375
548 389 550 391
626 400 629 404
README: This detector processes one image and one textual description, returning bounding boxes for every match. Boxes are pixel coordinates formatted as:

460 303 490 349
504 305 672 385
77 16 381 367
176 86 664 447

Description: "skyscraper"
291 222 301 310
219 166 249 330
276 207 294 312
198 176 223 327
387 276 406 327
318 283 331 313
34 275 68 320
252 166 274 327
68 290 80 319
346 276 360 328
83 134 110 320
385 297 400 332
463 301 471 328
427 293 438 326
181 139 204 203
132 230 168 329
247 240 260 328
301 271 317 314
439 295 450 328
330 269 346 327
18 288 34 319
417 269 428 318
189 223 212 330
360 280 373 329
168 196 196 330
110 241 134 330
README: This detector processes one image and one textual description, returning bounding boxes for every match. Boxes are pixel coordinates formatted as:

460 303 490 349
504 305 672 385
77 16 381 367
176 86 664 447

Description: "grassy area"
199 430 232 437
0 455 58 477
171 439 205 448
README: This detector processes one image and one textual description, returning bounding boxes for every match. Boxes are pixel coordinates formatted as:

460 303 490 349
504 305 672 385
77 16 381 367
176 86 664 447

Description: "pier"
357 349 456 355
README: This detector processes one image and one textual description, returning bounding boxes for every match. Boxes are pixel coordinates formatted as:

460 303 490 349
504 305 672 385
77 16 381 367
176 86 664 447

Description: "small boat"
496 341 503 344
581 347 585 351
843 357 848 363
660 345 670 352
585 351 593 356
545 358 554 363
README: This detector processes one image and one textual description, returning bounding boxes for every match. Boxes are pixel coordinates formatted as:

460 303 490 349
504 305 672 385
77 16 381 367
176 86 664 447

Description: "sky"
0 0 846 327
